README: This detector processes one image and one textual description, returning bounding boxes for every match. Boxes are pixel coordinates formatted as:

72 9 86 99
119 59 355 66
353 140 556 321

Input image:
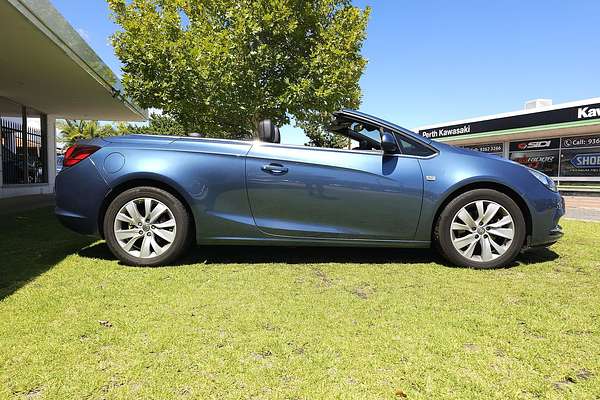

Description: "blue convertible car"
55 110 564 268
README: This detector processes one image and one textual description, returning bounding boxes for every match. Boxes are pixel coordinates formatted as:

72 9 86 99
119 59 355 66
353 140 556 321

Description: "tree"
57 120 117 146
108 0 370 143
127 113 186 136
300 120 349 149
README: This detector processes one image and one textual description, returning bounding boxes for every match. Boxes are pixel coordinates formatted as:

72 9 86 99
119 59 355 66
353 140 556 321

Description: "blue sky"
53 0 600 143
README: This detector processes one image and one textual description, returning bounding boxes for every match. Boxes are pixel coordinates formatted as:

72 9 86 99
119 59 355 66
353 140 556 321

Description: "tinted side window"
394 133 435 157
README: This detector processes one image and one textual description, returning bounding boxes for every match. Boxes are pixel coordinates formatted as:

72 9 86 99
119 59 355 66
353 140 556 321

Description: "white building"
417 98 600 193
0 0 146 199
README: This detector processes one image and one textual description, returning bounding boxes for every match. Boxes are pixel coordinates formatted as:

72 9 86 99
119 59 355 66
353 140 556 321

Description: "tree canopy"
127 113 186 136
108 0 370 143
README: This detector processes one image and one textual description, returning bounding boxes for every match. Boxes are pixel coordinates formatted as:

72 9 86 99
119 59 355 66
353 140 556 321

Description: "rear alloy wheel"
104 187 191 266
435 189 526 269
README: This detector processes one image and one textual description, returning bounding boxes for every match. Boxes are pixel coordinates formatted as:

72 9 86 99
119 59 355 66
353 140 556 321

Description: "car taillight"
63 144 100 167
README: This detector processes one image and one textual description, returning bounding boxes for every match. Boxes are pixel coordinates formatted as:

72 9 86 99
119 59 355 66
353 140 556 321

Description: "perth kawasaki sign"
420 102 600 139
426 125 471 138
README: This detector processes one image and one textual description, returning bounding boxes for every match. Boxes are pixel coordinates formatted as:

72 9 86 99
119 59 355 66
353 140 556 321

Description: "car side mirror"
381 132 398 154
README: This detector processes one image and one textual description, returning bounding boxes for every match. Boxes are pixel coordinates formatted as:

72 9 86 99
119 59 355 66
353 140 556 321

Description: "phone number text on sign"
562 135 600 149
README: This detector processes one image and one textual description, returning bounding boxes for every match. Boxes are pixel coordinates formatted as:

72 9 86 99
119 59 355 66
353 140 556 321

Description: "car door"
245 143 424 240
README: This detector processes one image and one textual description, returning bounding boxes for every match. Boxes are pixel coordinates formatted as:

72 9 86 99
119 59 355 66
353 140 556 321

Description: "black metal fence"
1 118 47 185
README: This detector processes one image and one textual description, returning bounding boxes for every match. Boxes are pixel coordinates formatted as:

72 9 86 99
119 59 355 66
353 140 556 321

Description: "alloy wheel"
449 200 515 262
113 197 177 258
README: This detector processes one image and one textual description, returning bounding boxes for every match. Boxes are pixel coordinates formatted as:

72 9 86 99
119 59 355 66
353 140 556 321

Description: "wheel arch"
431 181 532 242
98 177 196 241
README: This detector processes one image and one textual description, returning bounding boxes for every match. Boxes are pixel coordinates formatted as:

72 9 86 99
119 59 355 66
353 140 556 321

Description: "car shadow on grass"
78 241 559 268
1 206 559 302
0 207 96 301
79 242 444 265
518 247 560 264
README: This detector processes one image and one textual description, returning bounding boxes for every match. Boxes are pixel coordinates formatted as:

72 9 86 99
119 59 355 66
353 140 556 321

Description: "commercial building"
418 98 600 192
0 0 146 199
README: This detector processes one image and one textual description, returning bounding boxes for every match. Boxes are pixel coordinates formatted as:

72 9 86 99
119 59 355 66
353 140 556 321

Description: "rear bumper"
55 158 109 236
55 207 97 235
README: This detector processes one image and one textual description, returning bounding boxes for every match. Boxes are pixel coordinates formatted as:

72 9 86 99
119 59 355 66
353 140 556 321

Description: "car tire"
103 186 191 266
434 189 526 269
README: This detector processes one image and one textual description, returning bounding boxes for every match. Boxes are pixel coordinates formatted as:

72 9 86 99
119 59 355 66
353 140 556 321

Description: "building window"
508 138 561 177
1 97 48 185
508 136 600 181
559 135 600 179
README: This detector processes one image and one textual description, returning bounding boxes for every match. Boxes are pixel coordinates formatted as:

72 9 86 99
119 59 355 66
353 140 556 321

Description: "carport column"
47 115 57 192
0 123 3 189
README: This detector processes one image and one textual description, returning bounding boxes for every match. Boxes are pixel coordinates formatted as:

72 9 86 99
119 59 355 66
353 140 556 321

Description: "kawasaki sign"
420 102 600 139
578 107 600 119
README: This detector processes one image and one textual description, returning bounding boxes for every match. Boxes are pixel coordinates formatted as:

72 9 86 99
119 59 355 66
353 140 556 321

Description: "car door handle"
261 163 288 175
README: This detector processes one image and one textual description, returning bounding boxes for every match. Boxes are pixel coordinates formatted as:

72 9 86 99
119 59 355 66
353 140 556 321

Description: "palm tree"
57 120 117 146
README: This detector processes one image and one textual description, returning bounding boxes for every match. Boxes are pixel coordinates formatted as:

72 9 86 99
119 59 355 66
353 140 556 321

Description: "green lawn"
0 208 599 399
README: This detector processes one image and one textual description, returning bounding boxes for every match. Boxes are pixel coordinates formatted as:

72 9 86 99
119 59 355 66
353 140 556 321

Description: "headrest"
257 119 280 143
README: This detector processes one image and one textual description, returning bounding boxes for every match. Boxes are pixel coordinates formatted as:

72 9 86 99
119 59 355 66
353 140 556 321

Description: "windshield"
329 118 382 151
333 110 430 144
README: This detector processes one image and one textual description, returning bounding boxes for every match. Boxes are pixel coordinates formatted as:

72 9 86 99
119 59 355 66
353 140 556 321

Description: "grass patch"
1 208 599 399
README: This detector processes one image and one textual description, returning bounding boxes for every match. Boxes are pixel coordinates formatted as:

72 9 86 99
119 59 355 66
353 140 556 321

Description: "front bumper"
531 224 563 247
529 192 565 247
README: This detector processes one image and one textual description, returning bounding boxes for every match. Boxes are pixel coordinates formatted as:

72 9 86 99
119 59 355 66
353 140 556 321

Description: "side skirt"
197 237 431 248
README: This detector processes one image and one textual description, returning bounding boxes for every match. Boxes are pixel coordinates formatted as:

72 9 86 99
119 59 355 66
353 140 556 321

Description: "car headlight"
527 168 557 192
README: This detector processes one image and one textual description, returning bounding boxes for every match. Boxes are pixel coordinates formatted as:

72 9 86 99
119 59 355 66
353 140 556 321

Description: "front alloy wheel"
435 189 526 269
450 200 515 262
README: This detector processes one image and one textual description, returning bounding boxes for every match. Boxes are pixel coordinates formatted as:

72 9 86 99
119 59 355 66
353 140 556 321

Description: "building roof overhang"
416 97 600 144
0 0 146 121
433 119 600 146
417 97 600 131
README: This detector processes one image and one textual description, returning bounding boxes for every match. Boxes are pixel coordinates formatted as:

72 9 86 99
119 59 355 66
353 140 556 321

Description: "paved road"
563 196 600 222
